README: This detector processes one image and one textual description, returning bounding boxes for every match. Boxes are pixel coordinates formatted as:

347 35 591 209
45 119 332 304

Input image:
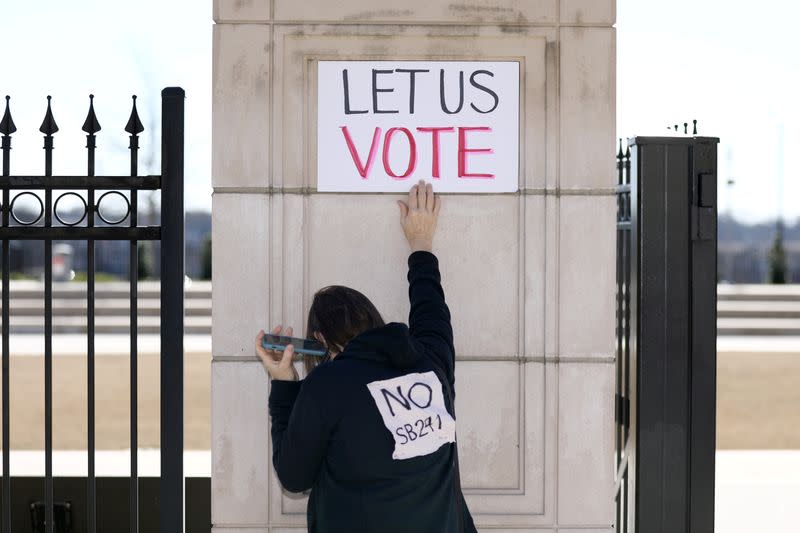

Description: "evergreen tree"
768 222 788 284
201 235 212 280
138 241 152 280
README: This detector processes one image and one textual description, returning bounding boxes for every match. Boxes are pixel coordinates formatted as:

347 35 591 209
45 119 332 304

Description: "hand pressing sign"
366 371 456 460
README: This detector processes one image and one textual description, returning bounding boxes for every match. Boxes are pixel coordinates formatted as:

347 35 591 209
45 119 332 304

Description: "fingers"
397 200 408 219
416 178 426 210
279 343 295 371
408 182 418 210
425 182 433 211
433 195 441 216
407 179 434 212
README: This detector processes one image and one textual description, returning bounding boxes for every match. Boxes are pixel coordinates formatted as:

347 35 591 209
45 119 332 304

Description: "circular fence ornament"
54 192 88 226
96 191 131 225
10 192 44 226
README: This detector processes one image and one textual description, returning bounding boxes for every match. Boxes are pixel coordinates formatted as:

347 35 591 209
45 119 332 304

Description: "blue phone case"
261 335 327 357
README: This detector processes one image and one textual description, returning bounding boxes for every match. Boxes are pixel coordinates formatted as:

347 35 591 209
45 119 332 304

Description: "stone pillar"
211 1 616 531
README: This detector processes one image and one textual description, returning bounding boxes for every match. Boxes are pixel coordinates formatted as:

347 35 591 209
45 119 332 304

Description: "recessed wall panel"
304 194 521 357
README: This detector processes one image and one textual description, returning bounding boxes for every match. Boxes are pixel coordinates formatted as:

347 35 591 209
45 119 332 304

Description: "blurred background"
619 0 800 285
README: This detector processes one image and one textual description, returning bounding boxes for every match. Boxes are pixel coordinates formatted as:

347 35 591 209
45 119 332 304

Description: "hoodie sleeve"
407 250 456 396
268 378 330 493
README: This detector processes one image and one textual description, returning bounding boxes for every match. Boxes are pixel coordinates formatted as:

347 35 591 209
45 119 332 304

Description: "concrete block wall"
211 1 616 531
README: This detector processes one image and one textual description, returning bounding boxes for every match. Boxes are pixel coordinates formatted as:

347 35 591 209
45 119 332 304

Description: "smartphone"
261 333 328 357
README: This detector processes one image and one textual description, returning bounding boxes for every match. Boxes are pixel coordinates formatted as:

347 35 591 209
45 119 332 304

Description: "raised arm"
397 180 455 391
407 250 455 390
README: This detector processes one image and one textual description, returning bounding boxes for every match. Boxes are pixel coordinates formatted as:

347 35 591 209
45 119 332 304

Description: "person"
255 178 477 533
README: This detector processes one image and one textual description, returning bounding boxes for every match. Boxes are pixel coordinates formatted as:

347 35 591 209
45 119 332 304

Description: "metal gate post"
160 87 185 533
615 135 719 533
634 135 718 533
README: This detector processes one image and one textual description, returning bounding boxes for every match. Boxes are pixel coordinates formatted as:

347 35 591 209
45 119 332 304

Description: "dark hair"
304 285 385 375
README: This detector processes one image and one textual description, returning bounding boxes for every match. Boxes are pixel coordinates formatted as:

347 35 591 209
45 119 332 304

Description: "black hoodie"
268 250 477 533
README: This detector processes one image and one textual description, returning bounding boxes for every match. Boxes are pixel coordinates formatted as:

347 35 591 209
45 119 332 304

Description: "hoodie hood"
336 321 422 369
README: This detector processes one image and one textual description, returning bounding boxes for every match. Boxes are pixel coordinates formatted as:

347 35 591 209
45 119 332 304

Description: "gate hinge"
691 206 716 241
692 172 716 241
615 393 630 428
623 396 630 428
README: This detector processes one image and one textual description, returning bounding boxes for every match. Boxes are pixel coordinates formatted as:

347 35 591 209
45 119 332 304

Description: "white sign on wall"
317 61 520 192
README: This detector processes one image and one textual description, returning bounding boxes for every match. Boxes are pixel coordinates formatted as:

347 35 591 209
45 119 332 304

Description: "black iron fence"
614 139 632 533
0 88 185 532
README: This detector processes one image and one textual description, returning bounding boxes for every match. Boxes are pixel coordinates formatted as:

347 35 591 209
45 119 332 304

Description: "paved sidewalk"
3 333 211 357
717 335 800 353
2 449 211 477
716 450 800 533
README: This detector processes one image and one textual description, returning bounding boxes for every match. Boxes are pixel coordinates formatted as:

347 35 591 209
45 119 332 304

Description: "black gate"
615 135 719 533
0 88 185 532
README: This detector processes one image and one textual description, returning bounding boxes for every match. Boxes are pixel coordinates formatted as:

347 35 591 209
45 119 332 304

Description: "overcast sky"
1 0 797 224
618 0 800 224
0 0 213 213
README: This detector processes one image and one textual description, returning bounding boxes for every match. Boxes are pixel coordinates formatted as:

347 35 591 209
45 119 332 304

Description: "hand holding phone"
256 325 302 381
261 333 327 357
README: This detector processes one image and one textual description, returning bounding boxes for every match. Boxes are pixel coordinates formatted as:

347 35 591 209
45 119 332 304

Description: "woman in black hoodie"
256 178 477 533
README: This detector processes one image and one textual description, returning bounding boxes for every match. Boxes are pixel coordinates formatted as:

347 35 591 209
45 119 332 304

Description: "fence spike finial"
82 94 101 134
1 95 16 135
684 122 688 134
617 138 623 159
39 95 59 135
125 94 144 135
674 124 678 132
692 119 698 134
